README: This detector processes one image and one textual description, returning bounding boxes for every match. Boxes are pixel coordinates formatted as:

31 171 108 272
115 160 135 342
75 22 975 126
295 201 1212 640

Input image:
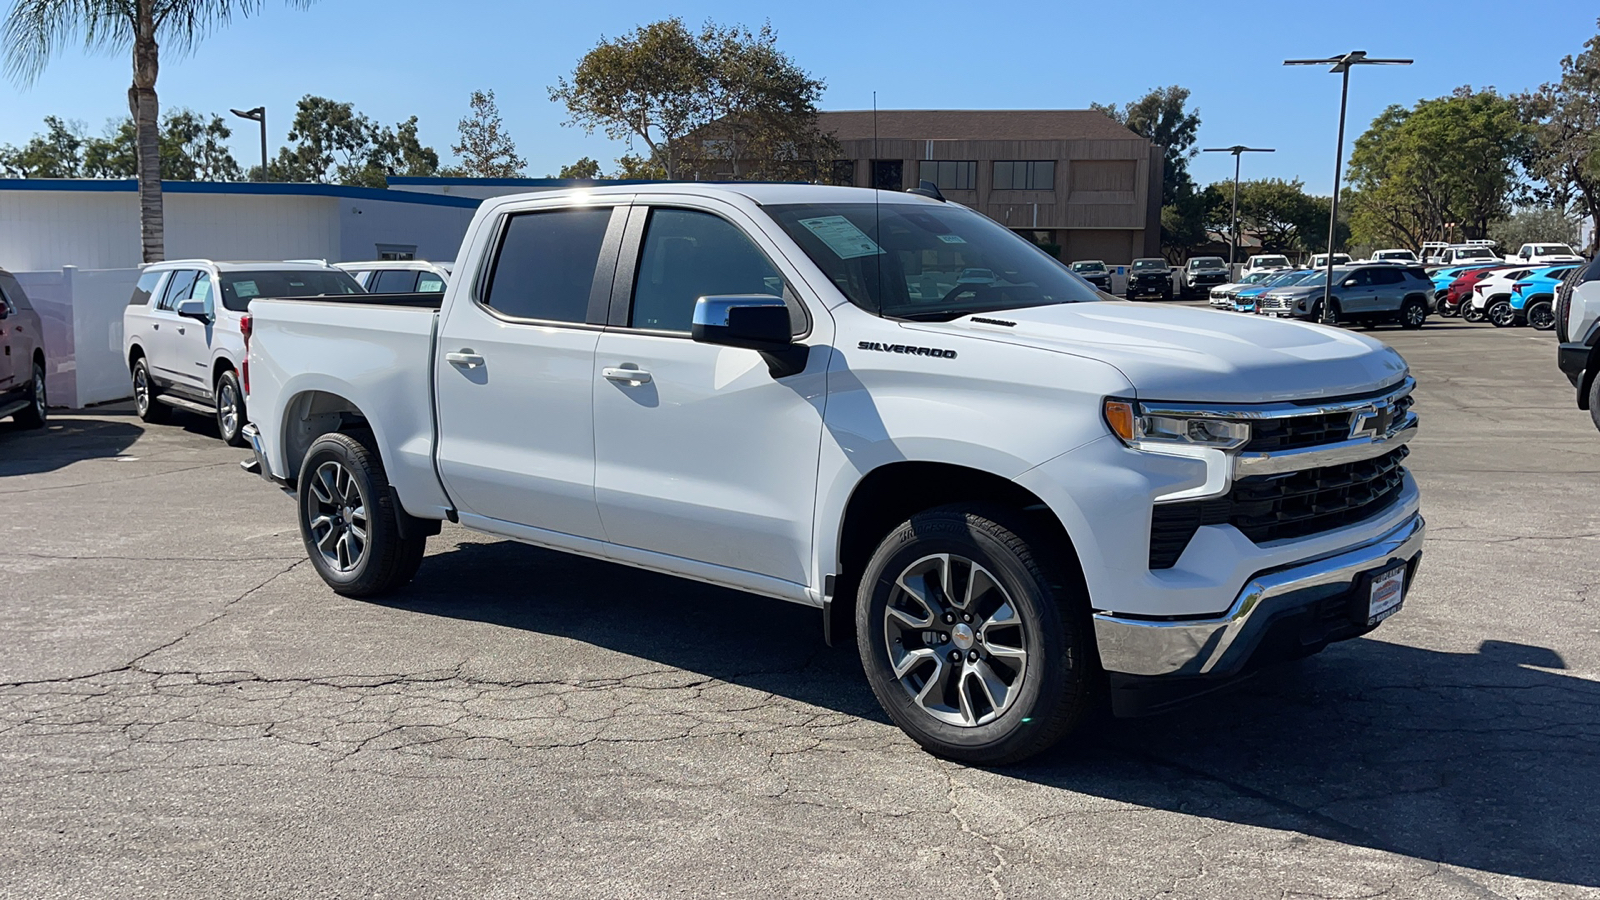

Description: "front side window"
993 161 1055 190
482 207 614 323
917 160 977 191
767 201 1100 321
216 270 363 312
630 208 788 333
191 273 215 316
129 270 163 306
157 270 198 311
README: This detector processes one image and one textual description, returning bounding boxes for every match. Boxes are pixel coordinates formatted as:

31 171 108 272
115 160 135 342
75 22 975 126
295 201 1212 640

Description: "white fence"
13 266 141 408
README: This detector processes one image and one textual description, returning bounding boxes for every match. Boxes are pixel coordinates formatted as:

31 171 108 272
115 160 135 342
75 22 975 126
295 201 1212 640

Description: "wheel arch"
212 355 237 385
128 343 145 372
278 389 373 489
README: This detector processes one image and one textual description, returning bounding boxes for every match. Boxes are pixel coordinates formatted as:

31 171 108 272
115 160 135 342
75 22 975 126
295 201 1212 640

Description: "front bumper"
1093 512 1424 685
1558 342 1587 386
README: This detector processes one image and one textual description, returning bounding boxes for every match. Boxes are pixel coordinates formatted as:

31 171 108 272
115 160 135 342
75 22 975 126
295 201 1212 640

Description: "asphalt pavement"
2 311 1597 899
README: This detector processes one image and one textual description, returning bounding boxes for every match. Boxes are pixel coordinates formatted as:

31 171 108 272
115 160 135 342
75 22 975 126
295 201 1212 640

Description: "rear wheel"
1463 302 1485 323
214 369 247 447
14 358 46 428
856 505 1093 765
131 357 170 423
297 432 428 597
1400 297 1427 330
1590 376 1600 434
1487 301 1515 328
1527 301 1556 331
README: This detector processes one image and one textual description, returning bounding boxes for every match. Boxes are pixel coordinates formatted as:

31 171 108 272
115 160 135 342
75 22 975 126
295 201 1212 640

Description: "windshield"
1132 259 1167 271
1071 261 1106 273
1535 245 1574 256
1189 258 1224 269
1254 256 1289 268
218 269 364 312
1264 270 1312 289
1241 271 1277 284
1456 248 1495 260
1377 251 1414 260
767 202 1102 320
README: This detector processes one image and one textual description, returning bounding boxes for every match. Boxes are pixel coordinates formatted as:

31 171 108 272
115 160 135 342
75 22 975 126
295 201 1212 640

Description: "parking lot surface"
2 314 1597 899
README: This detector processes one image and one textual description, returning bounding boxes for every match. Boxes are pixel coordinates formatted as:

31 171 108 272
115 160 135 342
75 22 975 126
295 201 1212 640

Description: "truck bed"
267 292 445 310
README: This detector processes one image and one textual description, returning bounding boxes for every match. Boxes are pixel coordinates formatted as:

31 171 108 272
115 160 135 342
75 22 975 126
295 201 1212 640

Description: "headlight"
1103 399 1251 450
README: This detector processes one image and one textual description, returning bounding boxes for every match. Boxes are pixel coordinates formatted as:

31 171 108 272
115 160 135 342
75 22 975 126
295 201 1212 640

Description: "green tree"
3 0 315 263
1091 86 1202 206
1233 178 1325 254
1519 20 1600 254
1489 207 1581 250
612 153 667 180
0 115 86 177
260 95 438 186
1160 181 1226 261
554 157 603 179
83 109 240 180
449 89 525 178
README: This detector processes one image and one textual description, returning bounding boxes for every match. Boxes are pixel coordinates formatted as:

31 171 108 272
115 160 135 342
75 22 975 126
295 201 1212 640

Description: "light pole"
1202 145 1274 267
229 106 267 181
1285 51 1411 324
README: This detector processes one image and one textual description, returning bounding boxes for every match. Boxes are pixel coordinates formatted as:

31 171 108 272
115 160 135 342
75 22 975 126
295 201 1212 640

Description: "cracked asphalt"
2 318 1597 899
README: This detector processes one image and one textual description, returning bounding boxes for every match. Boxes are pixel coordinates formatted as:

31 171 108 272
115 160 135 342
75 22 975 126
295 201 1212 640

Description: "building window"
872 160 903 191
825 159 856 186
993 161 1055 191
917 160 977 191
376 243 417 261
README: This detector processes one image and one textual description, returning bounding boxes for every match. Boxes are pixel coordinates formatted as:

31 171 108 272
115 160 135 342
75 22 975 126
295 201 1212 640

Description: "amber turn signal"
1103 399 1137 443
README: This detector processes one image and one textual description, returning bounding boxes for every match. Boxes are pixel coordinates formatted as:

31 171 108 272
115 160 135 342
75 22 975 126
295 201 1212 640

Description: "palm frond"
152 0 314 58
2 0 136 86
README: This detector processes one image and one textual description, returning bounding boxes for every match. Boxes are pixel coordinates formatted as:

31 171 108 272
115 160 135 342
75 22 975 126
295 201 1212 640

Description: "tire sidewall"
297 435 385 591
855 510 1074 760
1528 302 1554 331
215 369 246 444
133 359 152 418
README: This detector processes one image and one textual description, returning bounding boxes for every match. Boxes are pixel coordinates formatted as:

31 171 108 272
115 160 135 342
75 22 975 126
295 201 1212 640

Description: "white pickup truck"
242 184 1424 764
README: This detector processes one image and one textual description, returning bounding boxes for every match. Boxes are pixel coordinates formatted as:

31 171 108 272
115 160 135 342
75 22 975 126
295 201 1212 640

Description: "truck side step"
0 399 28 420
155 395 215 416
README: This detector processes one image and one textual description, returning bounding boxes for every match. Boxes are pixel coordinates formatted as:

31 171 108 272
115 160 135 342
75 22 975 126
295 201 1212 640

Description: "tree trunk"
132 2 163 263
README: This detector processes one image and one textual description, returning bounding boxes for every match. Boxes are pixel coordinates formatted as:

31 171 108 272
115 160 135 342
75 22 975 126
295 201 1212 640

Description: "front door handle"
445 350 485 369
603 366 652 385
152 322 160 330
177 325 186 334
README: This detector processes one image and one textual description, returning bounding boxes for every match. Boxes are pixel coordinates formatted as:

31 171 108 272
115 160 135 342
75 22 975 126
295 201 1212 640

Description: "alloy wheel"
218 381 239 438
134 366 149 414
1405 302 1426 327
883 553 1029 728
31 366 45 417
307 461 369 573
1488 303 1515 327
1528 303 1555 331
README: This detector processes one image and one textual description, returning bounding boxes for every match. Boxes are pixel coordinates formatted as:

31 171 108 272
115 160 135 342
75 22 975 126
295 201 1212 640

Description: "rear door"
433 201 627 541
590 199 831 586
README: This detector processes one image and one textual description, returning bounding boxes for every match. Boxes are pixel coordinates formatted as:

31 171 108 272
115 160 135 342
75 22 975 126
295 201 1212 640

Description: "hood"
903 302 1407 404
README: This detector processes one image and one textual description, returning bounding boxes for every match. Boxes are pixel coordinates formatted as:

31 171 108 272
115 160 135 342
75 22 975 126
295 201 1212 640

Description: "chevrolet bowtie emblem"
1349 402 1394 440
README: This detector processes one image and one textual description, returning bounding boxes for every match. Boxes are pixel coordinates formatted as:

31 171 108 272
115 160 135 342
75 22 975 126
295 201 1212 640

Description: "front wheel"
215 369 247 447
855 505 1093 765
1400 297 1428 330
1487 301 1515 328
14 358 46 428
297 432 427 597
1527 301 1556 331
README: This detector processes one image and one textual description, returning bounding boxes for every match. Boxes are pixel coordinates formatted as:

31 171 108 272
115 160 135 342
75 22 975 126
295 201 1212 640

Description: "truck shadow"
391 538 1598 889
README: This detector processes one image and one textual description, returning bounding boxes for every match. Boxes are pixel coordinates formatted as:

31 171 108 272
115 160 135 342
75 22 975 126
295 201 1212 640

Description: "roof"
479 182 946 208
818 109 1142 142
0 178 482 208
144 259 347 272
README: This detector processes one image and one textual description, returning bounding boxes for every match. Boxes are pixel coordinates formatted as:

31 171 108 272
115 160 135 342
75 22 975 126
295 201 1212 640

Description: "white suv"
123 260 363 445
335 260 452 294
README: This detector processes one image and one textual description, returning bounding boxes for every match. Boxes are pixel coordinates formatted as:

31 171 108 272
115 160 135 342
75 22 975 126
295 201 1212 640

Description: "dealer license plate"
1368 565 1405 626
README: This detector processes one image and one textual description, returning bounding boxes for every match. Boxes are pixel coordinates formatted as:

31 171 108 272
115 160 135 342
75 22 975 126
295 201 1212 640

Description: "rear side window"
129 270 163 306
216 270 363 312
370 270 419 293
630 208 788 333
483 207 613 323
157 270 198 311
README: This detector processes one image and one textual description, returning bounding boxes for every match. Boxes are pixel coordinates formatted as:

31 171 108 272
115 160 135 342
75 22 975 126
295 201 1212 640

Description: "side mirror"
176 299 210 322
1342 278 1358 288
692 295 792 350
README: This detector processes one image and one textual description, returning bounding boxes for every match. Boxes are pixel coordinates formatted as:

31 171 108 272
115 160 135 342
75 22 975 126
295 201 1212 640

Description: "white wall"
0 190 141 270
166 193 340 264
339 196 476 264
13 267 141 408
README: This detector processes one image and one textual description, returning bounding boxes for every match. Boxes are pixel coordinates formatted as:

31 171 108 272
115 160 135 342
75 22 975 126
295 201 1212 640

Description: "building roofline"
388 176 673 188
0 178 483 208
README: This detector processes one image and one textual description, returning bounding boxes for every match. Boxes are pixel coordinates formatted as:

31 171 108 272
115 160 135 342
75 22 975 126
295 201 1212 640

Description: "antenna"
873 91 883 316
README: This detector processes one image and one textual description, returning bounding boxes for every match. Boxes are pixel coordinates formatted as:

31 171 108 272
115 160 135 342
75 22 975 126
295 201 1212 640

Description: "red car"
1440 265 1517 317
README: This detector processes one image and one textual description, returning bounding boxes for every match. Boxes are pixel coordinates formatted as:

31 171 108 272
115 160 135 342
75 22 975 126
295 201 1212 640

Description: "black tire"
1487 301 1515 328
214 369 247 447
131 357 170 423
296 431 427 597
855 505 1093 766
13 357 46 428
1161 288 1173 301
1590 376 1600 435
1399 296 1427 330
1462 302 1484 323
1528 301 1556 331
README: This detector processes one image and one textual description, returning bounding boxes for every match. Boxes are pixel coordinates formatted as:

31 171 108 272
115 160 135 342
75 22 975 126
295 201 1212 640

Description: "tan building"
819 109 1162 264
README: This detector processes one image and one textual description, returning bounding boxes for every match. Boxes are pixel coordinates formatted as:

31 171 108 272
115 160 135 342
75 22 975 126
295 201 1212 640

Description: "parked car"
1427 242 1501 268
1234 268 1315 313
241 183 1424 765
1125 258 1173 300
1256 263 1433 328
336 260 451 294
1510 265 1580 331
1369 249 1419 264
123 260 365 446
1307 253 1352 270
1069 260 1112 292
1432 263 1509 315
1180 256 1229 298
1510 243 1584 266
1557 256 1600 430
1209 270 1280 308
1243 254 1292 275
0 268 47 428
1461 267 1533 322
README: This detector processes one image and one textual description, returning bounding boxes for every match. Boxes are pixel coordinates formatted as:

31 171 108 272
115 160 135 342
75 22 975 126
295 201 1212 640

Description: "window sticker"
234 281 260 298
936 234 967 244
798 215 883 259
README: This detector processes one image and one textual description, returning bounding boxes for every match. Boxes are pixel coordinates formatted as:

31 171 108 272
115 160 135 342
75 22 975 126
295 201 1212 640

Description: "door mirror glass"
1342 277 1358 287
176 298 210 322
691 295 792 350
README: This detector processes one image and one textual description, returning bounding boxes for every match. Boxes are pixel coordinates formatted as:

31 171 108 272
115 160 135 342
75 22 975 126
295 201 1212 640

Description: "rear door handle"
603 366 652 385
445 350 485 369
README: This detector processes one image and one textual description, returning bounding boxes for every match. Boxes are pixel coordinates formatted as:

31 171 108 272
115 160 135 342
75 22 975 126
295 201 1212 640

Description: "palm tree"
2 0 312 263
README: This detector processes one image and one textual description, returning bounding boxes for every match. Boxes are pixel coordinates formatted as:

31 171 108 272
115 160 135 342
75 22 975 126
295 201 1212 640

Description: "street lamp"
1202 145 1274 267
1285 50 1411 324
229 106 267 181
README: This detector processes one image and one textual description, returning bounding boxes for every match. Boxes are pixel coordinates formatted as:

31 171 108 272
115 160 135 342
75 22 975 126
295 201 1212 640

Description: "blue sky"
4 0 1596 194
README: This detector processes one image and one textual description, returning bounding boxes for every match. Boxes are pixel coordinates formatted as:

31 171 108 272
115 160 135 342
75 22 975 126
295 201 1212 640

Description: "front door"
433 203 626 541
148 268 204 393
591 201 831 585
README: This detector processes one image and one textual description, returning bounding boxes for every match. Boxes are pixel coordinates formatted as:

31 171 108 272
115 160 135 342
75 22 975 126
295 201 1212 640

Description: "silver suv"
1256 264 1434 329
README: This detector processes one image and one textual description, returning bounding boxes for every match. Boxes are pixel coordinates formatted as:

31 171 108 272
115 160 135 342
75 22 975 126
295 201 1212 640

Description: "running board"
155 394 215 416
0 399 28 420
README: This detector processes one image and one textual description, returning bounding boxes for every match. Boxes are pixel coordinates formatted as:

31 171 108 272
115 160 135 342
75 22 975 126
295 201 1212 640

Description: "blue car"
1499 264 1583 329
1235 269 1315 312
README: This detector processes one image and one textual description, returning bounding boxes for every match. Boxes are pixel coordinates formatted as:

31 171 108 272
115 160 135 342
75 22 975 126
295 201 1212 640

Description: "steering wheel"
941 282 989 304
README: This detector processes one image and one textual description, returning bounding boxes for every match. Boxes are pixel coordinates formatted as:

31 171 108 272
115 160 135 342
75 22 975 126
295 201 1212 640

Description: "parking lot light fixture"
229 106 268 181
1202 146 1275 267
1285 51 1412 324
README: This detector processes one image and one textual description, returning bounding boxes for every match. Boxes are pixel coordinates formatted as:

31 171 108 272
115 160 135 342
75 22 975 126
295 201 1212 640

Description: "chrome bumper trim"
1233 415 1417 477
1093 513 1425 677
241 424 275 483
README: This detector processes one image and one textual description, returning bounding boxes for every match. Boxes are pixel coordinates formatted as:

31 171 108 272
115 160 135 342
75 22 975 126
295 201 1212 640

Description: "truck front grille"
1259 295 1293 311
1148 446 1410 568
1241 393 1414 453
